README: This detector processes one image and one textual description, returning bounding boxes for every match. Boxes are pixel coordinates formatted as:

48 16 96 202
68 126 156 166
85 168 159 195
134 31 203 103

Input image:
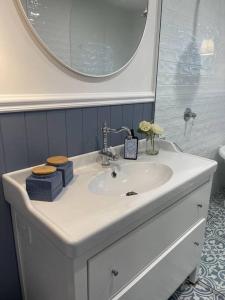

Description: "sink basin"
3 139 217 259
88 162 173 197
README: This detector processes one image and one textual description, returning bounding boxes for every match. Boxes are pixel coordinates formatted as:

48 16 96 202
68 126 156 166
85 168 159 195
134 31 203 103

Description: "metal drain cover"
126 191 138 196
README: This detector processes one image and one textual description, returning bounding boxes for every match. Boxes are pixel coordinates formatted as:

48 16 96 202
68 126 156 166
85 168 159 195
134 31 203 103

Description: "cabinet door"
112 220 205 300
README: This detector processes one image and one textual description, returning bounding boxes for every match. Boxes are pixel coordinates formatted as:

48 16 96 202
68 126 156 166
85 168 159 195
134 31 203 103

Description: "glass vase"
146 135 159 155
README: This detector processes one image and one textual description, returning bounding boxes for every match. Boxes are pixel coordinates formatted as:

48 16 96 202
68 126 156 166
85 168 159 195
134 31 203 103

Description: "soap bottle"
124 129 138 160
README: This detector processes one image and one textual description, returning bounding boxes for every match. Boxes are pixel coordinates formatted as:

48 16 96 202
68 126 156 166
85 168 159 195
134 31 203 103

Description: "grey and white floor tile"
200 237 225 295
207 204 225 222
169 281 225 300
169 191 225 299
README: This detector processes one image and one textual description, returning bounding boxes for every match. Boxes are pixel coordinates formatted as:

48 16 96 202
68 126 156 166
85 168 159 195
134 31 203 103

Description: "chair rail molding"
0 92 154 113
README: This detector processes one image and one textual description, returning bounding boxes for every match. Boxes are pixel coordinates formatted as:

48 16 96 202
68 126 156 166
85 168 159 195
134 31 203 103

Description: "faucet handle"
109 147 119 160
109 146 116 156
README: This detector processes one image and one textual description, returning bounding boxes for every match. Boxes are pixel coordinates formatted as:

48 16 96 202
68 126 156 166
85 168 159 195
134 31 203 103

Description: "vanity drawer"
112 220 205 300
88 184 208 300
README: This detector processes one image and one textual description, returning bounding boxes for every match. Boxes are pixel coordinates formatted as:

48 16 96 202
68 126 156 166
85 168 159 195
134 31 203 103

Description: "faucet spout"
100 122 132 167
109 126 132 137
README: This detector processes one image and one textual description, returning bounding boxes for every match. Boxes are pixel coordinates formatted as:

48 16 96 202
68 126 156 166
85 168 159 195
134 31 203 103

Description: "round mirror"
18 0 148 77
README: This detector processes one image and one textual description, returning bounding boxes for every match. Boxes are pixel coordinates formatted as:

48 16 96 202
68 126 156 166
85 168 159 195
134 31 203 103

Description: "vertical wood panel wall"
0 103 154 300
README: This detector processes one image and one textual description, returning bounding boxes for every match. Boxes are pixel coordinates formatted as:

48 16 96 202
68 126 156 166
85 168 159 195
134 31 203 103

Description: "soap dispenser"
124 129 138 160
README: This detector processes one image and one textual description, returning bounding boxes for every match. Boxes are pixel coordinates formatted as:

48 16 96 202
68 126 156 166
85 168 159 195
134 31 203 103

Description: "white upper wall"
0 0 159 103
155 0 225 190
155 0 225 159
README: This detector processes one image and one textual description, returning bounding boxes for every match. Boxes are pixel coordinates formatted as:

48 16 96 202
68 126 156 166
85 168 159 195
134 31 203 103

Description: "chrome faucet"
100 122 132 167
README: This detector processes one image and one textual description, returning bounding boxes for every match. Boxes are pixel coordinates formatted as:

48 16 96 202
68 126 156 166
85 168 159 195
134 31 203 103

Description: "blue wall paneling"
0 102 154 299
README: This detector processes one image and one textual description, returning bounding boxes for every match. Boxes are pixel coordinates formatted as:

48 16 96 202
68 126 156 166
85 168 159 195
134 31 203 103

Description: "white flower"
151 124 164 135
139 121 152 132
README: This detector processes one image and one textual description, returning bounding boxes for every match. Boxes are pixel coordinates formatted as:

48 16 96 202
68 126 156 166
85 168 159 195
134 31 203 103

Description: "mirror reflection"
20 0 148 77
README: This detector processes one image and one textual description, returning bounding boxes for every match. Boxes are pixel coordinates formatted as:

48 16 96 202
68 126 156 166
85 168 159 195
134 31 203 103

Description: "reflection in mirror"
19 0 148 77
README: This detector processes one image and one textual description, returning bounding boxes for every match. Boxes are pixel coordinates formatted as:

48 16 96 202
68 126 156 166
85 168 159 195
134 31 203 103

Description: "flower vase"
146 135 159 155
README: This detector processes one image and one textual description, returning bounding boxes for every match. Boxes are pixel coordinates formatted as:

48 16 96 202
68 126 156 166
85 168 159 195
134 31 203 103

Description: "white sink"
2 140 217 257
88 162 173 197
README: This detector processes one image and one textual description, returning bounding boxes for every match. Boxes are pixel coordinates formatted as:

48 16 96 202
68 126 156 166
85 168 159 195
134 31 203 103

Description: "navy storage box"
26 172 63 201
47 161 73 187
56 161 74 187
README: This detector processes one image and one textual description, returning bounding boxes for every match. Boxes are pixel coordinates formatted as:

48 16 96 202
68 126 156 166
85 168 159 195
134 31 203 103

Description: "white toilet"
218 146 225 207
219 145 225 160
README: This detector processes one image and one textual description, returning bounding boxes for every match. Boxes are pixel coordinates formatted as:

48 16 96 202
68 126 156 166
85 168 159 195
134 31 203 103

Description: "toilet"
219 145 225 160
218 146 225 207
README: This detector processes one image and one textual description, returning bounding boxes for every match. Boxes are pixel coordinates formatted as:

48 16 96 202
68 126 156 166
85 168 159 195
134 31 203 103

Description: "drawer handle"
112 270 119 277
197 204 203 208
194 242 200 246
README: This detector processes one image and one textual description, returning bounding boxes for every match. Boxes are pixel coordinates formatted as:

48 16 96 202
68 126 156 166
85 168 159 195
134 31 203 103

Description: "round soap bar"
47 156 69 166
32 166 57 176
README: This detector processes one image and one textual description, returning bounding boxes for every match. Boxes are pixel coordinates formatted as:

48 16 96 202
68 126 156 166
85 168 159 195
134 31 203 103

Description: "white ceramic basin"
3 140 217 257
88 162 173 197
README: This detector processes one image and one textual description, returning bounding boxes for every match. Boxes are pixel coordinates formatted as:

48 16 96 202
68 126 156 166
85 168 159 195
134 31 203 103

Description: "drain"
126 191 138 196
111 171 117 178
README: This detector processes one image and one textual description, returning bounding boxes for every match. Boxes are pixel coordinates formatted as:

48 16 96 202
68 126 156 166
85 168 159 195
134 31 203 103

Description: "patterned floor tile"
204 221 216 239
212 190 225 207
200 236 225 294
207 218 225 241
169 281 225 300
207 202 225 221
200 199 225 295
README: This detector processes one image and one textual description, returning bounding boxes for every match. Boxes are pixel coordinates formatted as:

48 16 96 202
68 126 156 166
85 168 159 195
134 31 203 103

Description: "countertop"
3 141 217 258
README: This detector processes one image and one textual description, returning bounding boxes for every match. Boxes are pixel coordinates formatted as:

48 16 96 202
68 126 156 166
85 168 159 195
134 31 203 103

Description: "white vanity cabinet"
10 179 211 300
3 145 217 300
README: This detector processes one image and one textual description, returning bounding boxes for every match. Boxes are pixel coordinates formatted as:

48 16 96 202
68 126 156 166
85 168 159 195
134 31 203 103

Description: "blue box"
49 161 74 187
26 171 63 201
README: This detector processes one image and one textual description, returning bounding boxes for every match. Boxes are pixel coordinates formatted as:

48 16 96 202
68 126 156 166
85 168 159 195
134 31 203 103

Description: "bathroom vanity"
3 141 217 300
